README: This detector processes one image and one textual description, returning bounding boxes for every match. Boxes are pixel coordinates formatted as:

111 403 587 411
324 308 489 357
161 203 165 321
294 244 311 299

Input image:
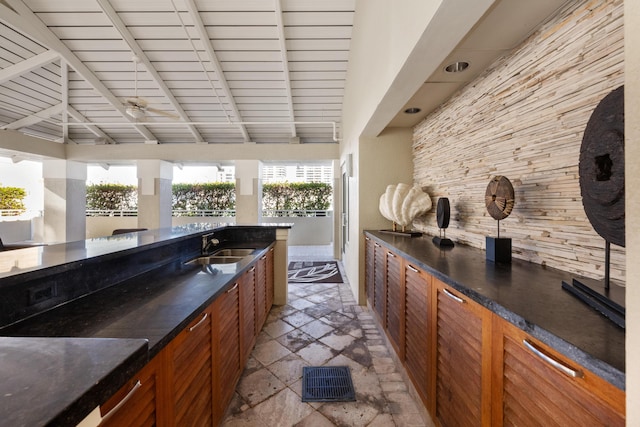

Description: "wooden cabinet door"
265 247 274 312
385 248 404 357
492 317 625 427
99 353 162 427
240 265 257 363
255 256 267 332
166 307 214 426
365 236 375 309
213 281 241 426
435 280 492 427
403 262 433 411
373 241 386 322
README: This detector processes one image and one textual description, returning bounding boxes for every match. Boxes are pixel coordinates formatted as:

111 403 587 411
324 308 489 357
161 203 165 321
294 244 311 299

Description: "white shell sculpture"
379 184 432 228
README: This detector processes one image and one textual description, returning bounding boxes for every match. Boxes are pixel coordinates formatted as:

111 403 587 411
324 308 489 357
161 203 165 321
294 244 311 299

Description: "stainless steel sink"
210 248 256 257
186 255 245 265
186 248 256 266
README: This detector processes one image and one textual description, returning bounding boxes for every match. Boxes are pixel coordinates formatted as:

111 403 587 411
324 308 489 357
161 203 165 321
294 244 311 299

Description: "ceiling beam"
0 129 66 160
274 0 297 138
0 0 157 141
67 106 116 145
66 141 340 163
0 50 59 85
182 0 251 142
61 60 69 142
2 103 64 130
95 0 204 144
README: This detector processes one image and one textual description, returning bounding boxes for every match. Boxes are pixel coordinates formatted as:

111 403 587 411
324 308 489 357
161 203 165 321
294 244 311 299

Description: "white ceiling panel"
34 12 113 26
0 0 567 148
0 0 354 144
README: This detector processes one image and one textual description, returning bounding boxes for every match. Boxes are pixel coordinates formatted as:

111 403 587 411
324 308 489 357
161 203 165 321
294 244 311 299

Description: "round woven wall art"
485 176 515 220
579 85 625 247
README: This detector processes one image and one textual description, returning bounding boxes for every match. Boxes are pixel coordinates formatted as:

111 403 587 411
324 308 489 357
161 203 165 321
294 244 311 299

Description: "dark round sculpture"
485 176 515 220
579 85 625 247
436 197 450 229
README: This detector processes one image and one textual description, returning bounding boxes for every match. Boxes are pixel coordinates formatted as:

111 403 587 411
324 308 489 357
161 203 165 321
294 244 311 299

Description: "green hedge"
0 186 27 213
262 182 331 211
86 184 137 211
86 183 236 212
86 182 331 212
172 183 235 211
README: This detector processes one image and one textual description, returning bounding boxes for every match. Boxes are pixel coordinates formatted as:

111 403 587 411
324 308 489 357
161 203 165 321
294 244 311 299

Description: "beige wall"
412 0 625 282
625 0 639 423
344 0 636 420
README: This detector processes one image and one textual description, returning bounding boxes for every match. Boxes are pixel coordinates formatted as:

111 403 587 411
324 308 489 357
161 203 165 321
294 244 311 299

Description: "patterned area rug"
288 261 343 283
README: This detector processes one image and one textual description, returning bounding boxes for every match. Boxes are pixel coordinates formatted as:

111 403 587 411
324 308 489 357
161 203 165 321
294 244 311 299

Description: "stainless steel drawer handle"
442 288 465 303
387 252 396 258
374 243 380 247
261 255 267 260
189 312 208 332
249 266 256 272
226 282 239 293
100 380 142 424
523 339 584 378
407 265 419 273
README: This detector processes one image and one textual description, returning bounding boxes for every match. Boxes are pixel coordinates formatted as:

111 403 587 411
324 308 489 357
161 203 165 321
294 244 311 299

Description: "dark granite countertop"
365 230 625 390
0 337 148 427
1 245 269 356
0 222 290 287
0 224 282 426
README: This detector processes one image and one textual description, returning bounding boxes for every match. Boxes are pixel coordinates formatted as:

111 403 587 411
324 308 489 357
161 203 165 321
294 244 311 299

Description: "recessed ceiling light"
404 107 421 114
444 61 469 73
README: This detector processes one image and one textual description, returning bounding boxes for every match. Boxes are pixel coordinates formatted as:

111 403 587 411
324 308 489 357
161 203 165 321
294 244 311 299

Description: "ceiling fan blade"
125 97 148 108
145 107 180 119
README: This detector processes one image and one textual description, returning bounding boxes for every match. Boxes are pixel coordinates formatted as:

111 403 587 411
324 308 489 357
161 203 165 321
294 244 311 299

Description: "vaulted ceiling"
0 0 353 146
0 0 570 153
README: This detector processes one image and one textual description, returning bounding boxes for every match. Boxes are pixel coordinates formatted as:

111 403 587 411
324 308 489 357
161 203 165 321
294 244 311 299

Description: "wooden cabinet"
166 306 214 426
99 353 162 427
491 317 625 427
403 262 433 411
373 241 386 322
213 281 241 425
240 265 257 363
434 280 492 427
97 249 276 427
265 247 274 313
255 252 269 332
364 235 625 427
365 236 375 310
385 248 403 356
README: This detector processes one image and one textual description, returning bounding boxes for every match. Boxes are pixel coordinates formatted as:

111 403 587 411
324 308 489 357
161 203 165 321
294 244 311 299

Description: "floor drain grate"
301 366 356 402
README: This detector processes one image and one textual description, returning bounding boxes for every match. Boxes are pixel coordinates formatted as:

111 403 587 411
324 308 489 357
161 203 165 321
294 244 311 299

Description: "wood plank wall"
412 0 624 283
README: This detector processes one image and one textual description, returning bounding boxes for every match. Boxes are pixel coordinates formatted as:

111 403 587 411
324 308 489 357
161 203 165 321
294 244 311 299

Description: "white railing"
262 209 331 217
0 210 43 221
86 209 138 217
86 209 331 218
172 209 236 217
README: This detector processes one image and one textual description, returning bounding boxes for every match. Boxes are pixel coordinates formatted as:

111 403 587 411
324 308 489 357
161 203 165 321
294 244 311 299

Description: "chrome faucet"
202 233 220 255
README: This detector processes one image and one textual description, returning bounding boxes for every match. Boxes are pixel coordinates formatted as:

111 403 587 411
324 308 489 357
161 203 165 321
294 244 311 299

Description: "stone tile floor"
221 258 434 426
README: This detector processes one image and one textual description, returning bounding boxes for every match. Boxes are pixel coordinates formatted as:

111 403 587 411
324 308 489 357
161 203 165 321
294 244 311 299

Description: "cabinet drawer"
492 317 625 427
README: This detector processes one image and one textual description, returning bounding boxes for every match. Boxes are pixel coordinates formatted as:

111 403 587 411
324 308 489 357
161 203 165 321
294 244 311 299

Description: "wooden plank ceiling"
0 0 353 145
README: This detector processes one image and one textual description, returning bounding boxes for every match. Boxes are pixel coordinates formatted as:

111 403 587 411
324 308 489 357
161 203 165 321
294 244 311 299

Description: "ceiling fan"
124 56 179 121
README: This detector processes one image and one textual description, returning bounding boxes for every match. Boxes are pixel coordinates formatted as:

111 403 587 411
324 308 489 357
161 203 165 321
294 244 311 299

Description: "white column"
136 160 173 230
273 227 289 305
235 160 262 224
626 0 640 422
42 160 87 243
